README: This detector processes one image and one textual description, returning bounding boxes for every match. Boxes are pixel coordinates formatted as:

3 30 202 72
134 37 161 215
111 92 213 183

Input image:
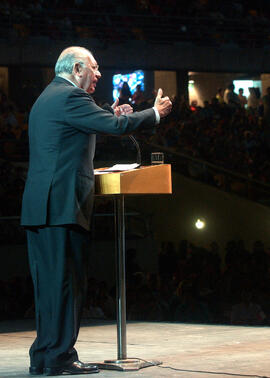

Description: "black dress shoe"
43 361 99 376
29 366 43 375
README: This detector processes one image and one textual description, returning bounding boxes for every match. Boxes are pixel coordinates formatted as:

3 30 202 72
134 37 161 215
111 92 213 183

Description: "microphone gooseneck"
129 135 141 167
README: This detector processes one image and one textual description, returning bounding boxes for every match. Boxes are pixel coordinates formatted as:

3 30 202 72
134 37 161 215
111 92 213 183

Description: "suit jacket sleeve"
65 88 156 135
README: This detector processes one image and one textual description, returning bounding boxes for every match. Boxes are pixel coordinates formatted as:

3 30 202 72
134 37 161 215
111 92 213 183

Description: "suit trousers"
26 225 89 369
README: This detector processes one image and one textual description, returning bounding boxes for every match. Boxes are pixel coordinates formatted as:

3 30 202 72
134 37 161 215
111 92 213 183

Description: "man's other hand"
154 88 172 118
112 98 133 116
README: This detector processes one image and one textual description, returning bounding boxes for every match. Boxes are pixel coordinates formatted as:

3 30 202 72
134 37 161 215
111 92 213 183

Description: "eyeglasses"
90 64 99 72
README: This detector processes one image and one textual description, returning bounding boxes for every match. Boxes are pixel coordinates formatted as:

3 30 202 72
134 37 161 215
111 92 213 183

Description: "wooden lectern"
94 164 172 371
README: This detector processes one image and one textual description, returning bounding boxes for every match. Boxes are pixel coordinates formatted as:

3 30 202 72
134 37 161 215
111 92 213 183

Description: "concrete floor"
0 319 270 378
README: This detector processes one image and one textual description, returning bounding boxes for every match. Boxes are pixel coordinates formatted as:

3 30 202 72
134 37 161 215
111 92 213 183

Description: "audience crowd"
148 87 270 186
125 239 270 325
1 0 270 331
1 238 270 327
0 89 28 161
1 79 270 326
1 80 270 218
0 0 269 47
1 0 269 20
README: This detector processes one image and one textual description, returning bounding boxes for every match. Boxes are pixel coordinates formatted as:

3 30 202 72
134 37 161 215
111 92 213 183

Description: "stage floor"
0 319 270 378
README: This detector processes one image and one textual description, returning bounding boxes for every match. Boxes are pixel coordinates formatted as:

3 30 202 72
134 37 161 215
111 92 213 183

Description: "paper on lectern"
95 163 140 174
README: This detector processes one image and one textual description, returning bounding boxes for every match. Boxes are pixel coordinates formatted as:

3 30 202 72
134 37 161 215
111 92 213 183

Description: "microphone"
102 102 141 167
129 135 141 167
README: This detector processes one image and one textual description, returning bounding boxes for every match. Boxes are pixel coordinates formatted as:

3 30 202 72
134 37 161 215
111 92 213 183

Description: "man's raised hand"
154 88 172 118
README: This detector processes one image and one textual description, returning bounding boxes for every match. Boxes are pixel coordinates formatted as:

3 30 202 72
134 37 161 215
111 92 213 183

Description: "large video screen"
233 79 262 98
112 70 144 101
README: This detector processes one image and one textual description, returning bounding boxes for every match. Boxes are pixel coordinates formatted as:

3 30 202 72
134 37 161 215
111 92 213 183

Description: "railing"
1 136 270 210
144 142 270 206
0 8 269 47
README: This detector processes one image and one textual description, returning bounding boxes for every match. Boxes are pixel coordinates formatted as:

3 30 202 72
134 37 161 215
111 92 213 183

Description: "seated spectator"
174 281 212 323
96 281 115 319
216 88 224 104
224 83 240 108
0 90 8 112
118 82 132 105
190 99 198 112
230 290 267 325
128 285 164 321
2 105 18 130
238 88 247 108
247 87 259 110
262 86 270 126
131 84 145 110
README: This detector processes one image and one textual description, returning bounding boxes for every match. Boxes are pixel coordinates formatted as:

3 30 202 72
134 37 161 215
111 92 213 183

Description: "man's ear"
73 62 82 77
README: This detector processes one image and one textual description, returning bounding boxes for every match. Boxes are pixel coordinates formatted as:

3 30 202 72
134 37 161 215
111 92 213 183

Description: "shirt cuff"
153 106 160 124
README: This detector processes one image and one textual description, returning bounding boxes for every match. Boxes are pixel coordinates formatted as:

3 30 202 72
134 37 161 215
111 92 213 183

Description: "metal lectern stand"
94 165 172 371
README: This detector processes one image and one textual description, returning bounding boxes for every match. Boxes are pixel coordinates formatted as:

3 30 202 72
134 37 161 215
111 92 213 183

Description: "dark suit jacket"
21 76 156 230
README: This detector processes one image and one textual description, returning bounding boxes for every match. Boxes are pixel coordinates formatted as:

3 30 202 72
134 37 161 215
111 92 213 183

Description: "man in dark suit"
21 46 172 376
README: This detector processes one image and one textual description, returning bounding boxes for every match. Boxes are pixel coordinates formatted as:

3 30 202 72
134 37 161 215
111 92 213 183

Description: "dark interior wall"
8 66 155 107
8 66 46 110
1 40 270 73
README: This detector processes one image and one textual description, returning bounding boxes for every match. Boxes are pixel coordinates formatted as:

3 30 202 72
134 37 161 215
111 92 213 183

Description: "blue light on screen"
233 79 262 98
112 70 144 101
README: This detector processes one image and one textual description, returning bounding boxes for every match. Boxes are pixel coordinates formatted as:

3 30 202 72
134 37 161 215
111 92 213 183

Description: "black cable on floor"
128 357 270 378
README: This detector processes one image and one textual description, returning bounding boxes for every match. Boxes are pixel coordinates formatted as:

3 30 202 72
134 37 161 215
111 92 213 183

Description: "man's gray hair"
55 53 85 76
55 47 92 76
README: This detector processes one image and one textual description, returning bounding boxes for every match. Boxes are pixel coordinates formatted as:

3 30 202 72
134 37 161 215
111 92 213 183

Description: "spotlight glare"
195 218 205 230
